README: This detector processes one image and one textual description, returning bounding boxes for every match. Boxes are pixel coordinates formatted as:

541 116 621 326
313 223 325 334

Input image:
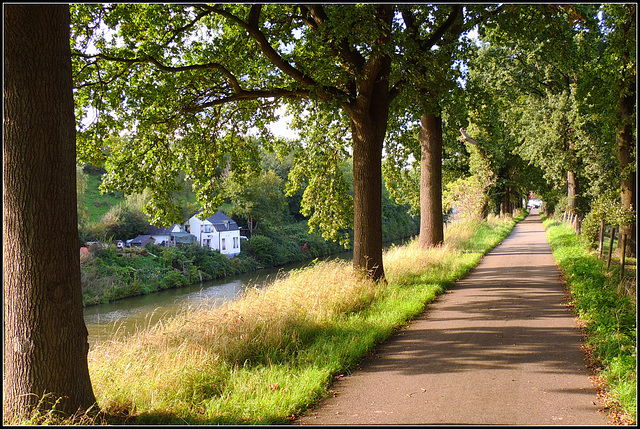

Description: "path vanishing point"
295 211 610 425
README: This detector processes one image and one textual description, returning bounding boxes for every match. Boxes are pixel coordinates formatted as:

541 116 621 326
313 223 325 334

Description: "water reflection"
83 259 336 347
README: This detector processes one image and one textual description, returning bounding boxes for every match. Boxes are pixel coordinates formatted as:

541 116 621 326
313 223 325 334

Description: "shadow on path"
295 213 609 426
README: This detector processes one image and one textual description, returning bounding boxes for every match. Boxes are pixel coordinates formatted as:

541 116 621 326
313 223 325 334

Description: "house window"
203 239 210 247
221 238 226 251
203 224 212 233
233 237 239 248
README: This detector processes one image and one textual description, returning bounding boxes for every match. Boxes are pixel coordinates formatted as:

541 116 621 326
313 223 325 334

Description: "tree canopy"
71 3 636 276
71 4 483 280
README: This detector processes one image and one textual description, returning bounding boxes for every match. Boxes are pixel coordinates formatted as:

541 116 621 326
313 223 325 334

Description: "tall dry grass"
87 215 520 423
88 259 380 418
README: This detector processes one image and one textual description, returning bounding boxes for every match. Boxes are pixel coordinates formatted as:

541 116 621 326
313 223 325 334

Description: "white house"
184 211 241 257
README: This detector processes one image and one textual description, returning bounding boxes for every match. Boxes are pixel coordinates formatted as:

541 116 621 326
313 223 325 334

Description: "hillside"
80 166 126 223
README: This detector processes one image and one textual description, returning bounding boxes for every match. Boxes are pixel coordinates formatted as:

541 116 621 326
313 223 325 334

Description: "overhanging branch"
458 128 479 146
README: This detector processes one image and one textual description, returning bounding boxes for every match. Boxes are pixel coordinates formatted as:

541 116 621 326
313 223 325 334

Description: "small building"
184 211 241 257
129 235 155 248
147 224 184 247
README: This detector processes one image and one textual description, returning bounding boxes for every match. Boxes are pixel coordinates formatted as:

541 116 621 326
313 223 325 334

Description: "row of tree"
4 3 635 421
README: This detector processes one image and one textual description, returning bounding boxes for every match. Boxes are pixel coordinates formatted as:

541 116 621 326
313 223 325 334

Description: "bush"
581 191 636 249
163 270 189 289
544 217 636 422
248 235 276 266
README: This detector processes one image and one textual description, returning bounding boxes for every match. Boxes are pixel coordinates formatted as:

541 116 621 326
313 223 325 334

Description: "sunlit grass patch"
543 217 636 424
88 215 521 424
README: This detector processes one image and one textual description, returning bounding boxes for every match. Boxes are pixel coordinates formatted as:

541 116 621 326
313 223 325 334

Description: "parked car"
527 199 542 209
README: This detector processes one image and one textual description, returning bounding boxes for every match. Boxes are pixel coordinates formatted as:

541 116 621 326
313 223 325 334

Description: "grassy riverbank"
543 216 636 424
81 221 414 307
81 213 523 424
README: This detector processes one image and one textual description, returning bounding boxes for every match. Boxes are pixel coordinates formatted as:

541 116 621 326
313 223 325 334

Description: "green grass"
83 172 126 223
84 213 523 425
543 216 636 424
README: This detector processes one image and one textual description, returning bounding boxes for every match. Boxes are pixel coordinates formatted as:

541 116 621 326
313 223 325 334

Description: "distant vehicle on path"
527 199 542 209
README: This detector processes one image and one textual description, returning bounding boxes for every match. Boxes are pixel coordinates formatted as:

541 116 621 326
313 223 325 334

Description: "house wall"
185 216 241 257
150 225 184 246
218 229 241 257
150 234 171 245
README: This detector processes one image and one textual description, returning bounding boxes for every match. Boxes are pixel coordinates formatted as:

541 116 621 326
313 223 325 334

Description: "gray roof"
147 225 172 235
147 224 181 235
196 211 239 232
130 235 154 244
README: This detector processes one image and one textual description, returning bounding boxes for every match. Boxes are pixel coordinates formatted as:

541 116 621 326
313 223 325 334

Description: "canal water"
83 238 414 347
83 255 350 347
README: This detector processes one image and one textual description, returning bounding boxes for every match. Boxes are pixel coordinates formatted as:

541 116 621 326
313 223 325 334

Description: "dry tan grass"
87 216 515 418
88 259 380 413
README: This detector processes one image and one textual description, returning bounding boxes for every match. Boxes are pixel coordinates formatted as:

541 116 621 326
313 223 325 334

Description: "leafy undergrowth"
543 217 636 425
78 214 522 424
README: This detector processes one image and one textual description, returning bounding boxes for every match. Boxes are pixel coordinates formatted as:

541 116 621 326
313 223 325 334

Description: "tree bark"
500 185 511 217
348 102 389 282
566 139 578 215
616 91 636 257
418 113 444 247
566 170 577 215
4 4 97 420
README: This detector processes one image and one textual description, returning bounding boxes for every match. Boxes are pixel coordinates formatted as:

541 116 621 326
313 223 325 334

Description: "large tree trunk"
343 6 393 283
418 113 444 248
4 5 97 420
349 106 388 282
566 139 578 215
616 91 636 257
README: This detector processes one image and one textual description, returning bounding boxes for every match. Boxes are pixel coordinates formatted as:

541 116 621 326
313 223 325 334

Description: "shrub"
163 270 188 289
581 191 636 249
248 235 275 266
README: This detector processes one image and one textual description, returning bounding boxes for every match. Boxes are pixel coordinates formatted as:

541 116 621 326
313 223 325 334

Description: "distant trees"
468 4 635 254
4 4 97 420
224 169 287 237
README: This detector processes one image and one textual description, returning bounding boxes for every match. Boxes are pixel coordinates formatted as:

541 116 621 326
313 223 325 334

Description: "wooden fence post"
620 233 627 281
607 227 616 269
598 219 605 257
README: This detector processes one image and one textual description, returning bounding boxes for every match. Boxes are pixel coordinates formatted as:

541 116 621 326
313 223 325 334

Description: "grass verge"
82 213 522 424
542 216 636 424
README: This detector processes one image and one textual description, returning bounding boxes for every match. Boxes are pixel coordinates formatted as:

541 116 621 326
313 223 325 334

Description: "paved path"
295 212 609 425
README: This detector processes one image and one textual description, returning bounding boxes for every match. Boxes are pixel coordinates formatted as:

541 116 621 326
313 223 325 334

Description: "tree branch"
179 88 311 114
423 5 462 50
74 52 310 113
458 128 479 145
165 8 214 45
390 5 462 97
306 4 366 75
201 4 347 102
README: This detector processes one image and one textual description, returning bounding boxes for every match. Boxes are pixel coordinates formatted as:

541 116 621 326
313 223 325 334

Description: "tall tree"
394 5 465 248
4 4 97 420
72 4 475 280
478 6 586 215
383 5 503 247
591 4 636 255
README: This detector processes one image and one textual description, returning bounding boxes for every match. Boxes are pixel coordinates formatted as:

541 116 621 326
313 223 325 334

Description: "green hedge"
81 244 258 306
543 216 636 423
